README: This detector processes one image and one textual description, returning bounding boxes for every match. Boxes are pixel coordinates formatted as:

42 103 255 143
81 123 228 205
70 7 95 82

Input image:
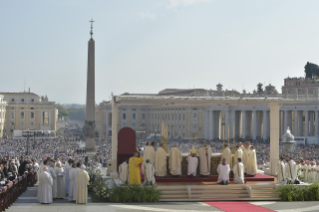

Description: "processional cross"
89 19 95 37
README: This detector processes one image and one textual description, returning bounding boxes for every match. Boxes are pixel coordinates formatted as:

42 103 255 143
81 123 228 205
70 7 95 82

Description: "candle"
233 123 235 138
228 124 230 139
223 126 225 140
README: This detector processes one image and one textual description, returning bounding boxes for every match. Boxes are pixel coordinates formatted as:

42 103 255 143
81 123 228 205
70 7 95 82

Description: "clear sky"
1 0 319 104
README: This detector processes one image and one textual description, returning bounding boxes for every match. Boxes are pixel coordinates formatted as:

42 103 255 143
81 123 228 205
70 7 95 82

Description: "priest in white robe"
217 158 230 184
246 146 258 176
233 158 245 184
198 143 211 176
37 167 53 204
64 158 72 195
144 142 156 166
142 159 156 185
242 142 251 173
73 163 82 201
186 148 198 177
68 163 77 201
155 144 167 177
311 161 317 183
49 161 57 199
277 157 286 184
169 144 182 176
234 145 243 166
55 162 65 198
76 165 90 204
119 158 129 184
220 144 231 167
286 157 296 181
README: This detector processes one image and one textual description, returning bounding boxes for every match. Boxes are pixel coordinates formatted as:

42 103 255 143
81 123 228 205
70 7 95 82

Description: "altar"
165 153 234 176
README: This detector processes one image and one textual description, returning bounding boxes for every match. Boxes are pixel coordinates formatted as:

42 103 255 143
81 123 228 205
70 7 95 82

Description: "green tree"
304 62 319 79
56 104 69 118
67 108 86 121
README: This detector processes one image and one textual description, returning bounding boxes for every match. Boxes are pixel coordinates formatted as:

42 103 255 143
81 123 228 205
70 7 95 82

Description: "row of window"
11 98 35 102
10 111 35 119
122 113 146 120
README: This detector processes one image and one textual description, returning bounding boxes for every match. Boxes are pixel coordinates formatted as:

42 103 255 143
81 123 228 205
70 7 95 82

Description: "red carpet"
205 201 275 212
146 173 274 182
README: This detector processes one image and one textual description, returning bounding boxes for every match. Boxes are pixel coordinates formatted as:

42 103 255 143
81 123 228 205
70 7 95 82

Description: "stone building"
97 85 319 144
0 95 7 138
0 92 57 138
281 77 319 95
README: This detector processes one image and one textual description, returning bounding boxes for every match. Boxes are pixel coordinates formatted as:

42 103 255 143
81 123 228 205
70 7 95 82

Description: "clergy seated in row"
155 143 167 177
233 158 245 184
76 165 90 204
119 158 129 184
37 167 53 204
246 146 258 177
169 144 182 177
129 150 144 185
277 157 286 184
142 159 156 185
198 143 211 177
217 158 230 185
220 144 231 168
186 148 198 178
144 142 156 166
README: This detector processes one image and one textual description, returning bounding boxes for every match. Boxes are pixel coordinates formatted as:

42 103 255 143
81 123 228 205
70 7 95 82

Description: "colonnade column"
310 112 314 136
298 112 303 136
111 100 119 179
316 111 319 137
208 110 213 140
225 110 229 139
241 111 246 139
252 110 257 139
284 110 288 132
269 102 281 176
294 110 298 136
262 110 267 140
305 111 309 137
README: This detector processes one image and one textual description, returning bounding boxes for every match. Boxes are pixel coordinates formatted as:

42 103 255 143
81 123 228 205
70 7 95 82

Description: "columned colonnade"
109 96 295 178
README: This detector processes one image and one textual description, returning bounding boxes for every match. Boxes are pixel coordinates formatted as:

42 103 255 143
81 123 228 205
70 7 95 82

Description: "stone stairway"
157 184 280 201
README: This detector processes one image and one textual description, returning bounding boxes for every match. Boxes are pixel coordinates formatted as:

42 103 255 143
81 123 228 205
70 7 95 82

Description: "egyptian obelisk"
85 19 96 155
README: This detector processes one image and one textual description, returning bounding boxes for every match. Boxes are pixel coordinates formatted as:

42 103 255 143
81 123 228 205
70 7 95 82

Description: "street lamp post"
22 129 34 156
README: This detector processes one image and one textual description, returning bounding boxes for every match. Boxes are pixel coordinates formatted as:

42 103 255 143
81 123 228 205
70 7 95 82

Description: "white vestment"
169 147 182 175
286 160 297 180
144 146 156 165
198 146 212 176
64 163 71 195
55 167 65 198
76 170 90 204
220 147 231 168
246 149 258 175
37 171 53 203
233 162 245 184
242 146 251 172
186 156 198 176
277 161 286 184
217 164 230 183
73 168 82 201
49 167 57 198
119 162 129 184
68 168 76 201
155 147 167 176
142 163 156 185
234 148 243 165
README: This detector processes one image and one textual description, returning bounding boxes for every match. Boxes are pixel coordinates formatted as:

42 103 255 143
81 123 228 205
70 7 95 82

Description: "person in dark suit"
0 165 5 180
2 161 9 178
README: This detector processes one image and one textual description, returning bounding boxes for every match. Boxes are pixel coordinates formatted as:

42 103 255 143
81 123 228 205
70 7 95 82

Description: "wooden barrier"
0 170 38 211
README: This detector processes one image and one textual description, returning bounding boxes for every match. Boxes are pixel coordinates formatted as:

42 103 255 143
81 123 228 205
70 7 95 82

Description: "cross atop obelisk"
89 19 95 38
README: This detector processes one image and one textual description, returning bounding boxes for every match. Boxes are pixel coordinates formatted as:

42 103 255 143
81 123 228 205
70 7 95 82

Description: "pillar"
284 110 288 132
310 111 314 136
298 111 303 136
305 111 309 137
208 110 213 140
294 110 298 136
252 110 257 139
111 100 119 179
316 111 319 137
241 111 246 139
263 110 267 140
269 102 281 176
225 110 229 139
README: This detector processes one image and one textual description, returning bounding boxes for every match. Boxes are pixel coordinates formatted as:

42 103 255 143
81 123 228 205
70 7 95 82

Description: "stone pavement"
6 185 319 212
